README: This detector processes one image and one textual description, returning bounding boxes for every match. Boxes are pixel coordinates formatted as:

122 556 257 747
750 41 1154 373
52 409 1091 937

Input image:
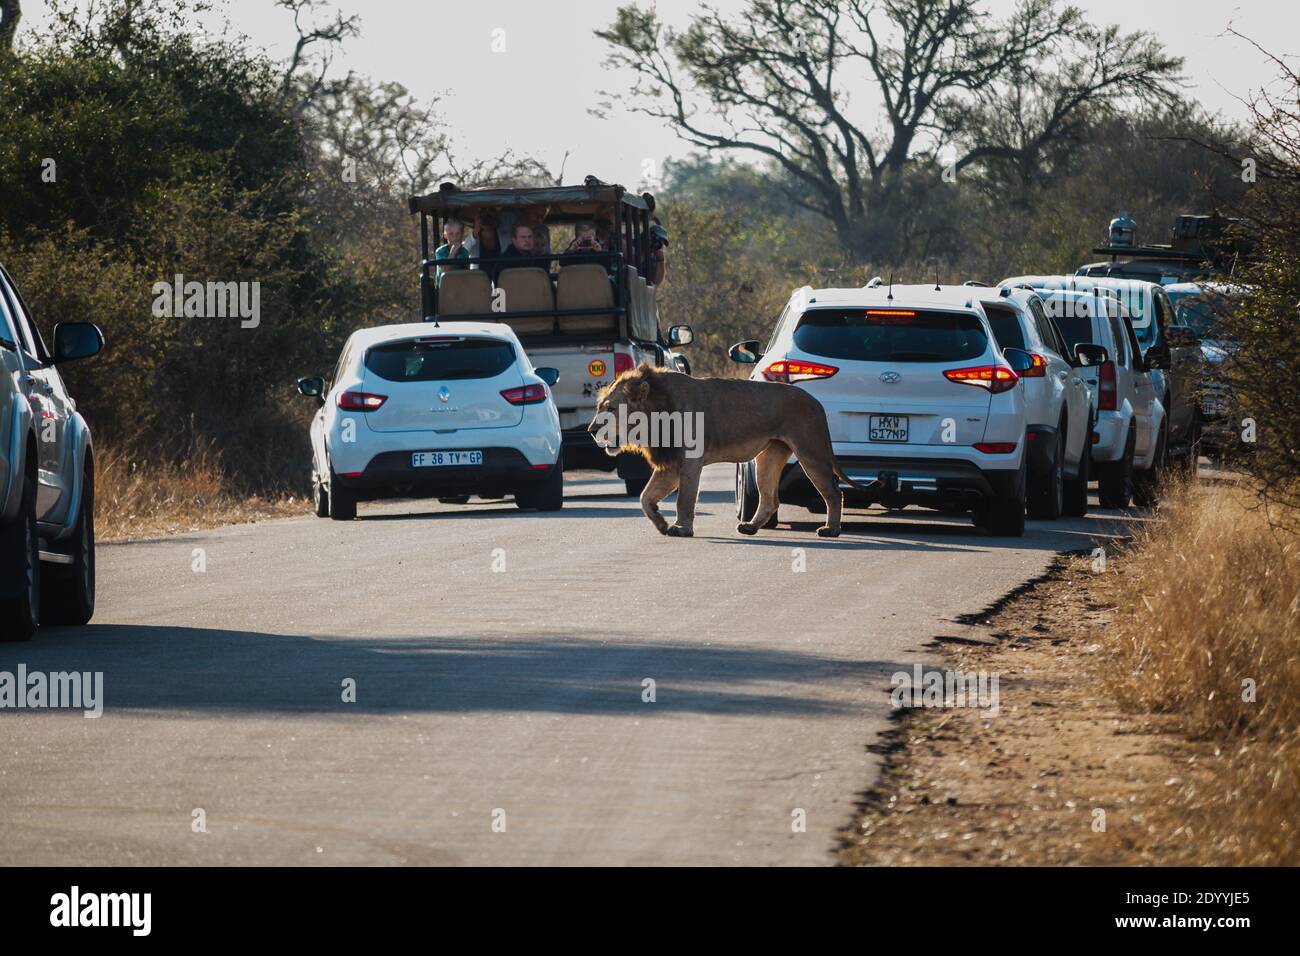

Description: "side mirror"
535 366 560 387
52 322 105 364
667 324 694 347
728 340 762 364
297 376 325 399
1002 347 1035 374
1165 326 1200 349
1073 343 1109 368
1144 345 1170 370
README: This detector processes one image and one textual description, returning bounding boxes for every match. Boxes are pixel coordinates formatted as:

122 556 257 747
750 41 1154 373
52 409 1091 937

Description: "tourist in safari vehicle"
409 178 692 496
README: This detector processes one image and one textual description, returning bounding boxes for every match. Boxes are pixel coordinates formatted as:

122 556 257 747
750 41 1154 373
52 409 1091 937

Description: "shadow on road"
6 626 904 718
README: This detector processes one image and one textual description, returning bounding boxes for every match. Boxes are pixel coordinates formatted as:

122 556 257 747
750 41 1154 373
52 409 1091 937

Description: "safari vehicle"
408 180 693 496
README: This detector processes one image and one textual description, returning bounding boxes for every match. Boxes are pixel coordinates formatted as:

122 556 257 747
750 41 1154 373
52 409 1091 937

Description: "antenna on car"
934 267 941 292
887 273 894 302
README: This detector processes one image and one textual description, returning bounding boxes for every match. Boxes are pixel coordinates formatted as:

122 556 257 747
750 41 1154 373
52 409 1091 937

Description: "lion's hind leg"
789 443 843 538
737 441 789 536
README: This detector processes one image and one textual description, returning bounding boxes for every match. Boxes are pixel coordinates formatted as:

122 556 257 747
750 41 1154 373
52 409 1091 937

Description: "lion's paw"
816 525 840 538
666 525 694 538
736 523 758 536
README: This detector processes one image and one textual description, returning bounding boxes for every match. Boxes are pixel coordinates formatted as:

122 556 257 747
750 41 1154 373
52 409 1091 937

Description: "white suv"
297 322 563 519
729 284 1030 536
1032 290 1165 507
979 288 1104 518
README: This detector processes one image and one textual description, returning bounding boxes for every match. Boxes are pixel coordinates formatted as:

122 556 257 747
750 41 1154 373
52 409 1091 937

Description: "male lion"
588 365 862 538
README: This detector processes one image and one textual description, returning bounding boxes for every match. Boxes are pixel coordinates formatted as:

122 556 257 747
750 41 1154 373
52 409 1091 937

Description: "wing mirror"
1002 347 1035 374
535 367 560 387
52 322 105 364
728 340 763 364
1073 343 1109 368
667 324 694 347
297 376 325 402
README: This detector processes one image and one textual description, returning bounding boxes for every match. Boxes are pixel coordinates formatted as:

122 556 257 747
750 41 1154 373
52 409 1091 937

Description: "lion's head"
588 365 663 458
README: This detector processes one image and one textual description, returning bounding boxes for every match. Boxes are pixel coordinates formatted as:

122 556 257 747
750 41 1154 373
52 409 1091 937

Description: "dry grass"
1101 478 1300 865
93 442 305 542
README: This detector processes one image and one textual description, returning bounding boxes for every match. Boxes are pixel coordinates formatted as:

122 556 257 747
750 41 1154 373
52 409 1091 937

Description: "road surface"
0 464 1128 865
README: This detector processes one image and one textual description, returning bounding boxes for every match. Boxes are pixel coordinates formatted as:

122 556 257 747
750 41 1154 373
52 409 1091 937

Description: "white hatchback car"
298 322 563 519
979 288 1104 518
1033 290 1165 507
729 283 1031 536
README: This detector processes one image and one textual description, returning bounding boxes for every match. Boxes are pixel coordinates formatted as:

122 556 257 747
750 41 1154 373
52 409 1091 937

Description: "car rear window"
982 305 1025 351
1054 315 1095 353
364 337 515 382
792 308 988 362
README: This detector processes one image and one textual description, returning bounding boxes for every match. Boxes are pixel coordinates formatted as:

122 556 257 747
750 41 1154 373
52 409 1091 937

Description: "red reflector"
341 471 364 478
762 359 838 383
974 442 1018 454
337 391 387 411
866 309 916 316
501 384 548 405
943 365 1018 393
613 352 634 376
530 463 550 470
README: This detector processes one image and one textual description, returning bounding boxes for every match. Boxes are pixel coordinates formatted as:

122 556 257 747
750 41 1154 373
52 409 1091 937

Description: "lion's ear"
629 380 650 403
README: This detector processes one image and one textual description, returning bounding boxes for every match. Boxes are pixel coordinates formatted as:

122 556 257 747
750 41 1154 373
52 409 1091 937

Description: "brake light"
501 384 548 405
762 360 838 383
974 442 1018 454
1098 360 1117 411
337 391 387 411
1020 353 1047 377
943 365 1019 393
613 352 634 376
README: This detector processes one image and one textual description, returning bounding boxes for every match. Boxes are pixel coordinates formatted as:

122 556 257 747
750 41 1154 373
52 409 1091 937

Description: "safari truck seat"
624 266 657 342
437 270 493 316
556 264 617 334
496 268 556 335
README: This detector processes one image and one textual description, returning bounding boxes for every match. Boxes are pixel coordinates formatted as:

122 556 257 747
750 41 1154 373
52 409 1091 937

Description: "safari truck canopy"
409 181 661 344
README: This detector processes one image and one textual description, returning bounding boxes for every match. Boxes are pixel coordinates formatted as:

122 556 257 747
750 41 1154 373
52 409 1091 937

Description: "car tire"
328 465 357 521
312 476 330 517
1062 416 1091 517
0 470 40 641
735 460 777 528
40 462 96 627
1097 425 1135 509
1027 428 1065 520
517 456 564 511
1133 420 1168 508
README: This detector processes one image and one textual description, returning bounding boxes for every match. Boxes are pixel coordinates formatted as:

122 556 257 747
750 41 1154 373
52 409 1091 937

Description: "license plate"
411 450 483 467
870 415 909 442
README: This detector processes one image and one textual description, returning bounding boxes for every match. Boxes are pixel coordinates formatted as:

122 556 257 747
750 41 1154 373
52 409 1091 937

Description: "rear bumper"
335 448 556 500
561 427 617 471
1091 410 1127 463
781 455 1023 508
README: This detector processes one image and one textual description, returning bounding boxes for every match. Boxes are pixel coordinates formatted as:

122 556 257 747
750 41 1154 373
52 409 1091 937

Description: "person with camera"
560 222 604 258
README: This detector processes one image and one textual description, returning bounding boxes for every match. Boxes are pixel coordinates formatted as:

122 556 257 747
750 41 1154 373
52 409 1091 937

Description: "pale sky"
28 0 1300 189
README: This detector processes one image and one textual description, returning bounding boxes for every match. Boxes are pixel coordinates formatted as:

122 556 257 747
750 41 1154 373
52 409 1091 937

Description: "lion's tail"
832 461 878 492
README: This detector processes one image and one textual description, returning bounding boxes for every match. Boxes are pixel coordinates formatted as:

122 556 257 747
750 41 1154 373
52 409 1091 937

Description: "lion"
588 365 863 538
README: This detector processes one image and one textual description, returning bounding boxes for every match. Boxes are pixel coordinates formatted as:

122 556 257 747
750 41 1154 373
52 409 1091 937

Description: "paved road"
0 465 1128 865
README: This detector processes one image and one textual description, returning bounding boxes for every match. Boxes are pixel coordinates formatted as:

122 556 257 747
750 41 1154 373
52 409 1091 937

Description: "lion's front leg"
640 466 679 535
667 459 704 537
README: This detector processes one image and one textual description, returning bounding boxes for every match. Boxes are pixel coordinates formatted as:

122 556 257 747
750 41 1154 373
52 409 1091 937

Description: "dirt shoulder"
839 550 1218 866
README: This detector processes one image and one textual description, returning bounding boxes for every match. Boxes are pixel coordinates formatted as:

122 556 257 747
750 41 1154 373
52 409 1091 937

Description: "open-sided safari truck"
409 181 693 496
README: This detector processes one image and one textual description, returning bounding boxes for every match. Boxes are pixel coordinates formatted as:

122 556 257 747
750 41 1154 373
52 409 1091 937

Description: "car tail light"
1098 360 1117 411
337 391 387 411
1019 353 1047 377
613 351 634 376
943 365 1018 393
501 384 548 405
762 360 838 383
974 442 1018 454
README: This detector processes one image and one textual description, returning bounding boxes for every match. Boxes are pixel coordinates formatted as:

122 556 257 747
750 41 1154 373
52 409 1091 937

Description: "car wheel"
0 469 40 641
1133 420 1168 508
735 460 776 527
517 456 564 511
1062 416 1091 517
40 462 96 626
328 465 357 521
312 475 330 517
1027 429 1065 520
1097 426 1135 509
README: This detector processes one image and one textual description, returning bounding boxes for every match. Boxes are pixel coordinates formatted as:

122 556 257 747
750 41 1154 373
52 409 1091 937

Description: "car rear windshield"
364 338 515 382
1054 315 1095 352
982 305 1026 351
793 309 988 362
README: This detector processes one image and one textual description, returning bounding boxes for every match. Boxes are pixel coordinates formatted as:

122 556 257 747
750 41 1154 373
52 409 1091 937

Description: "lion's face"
588 372 651 456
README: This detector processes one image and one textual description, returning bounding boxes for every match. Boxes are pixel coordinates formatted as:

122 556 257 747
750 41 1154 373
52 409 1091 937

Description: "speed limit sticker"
588 359 607 376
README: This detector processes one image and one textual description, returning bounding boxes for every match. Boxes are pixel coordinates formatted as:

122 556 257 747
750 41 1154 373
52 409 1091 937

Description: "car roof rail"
864 276 883 288
962 280 989 287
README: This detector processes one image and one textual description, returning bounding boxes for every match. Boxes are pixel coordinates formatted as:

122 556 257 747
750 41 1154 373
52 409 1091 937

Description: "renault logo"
880 371 902 384
438 386 451 403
